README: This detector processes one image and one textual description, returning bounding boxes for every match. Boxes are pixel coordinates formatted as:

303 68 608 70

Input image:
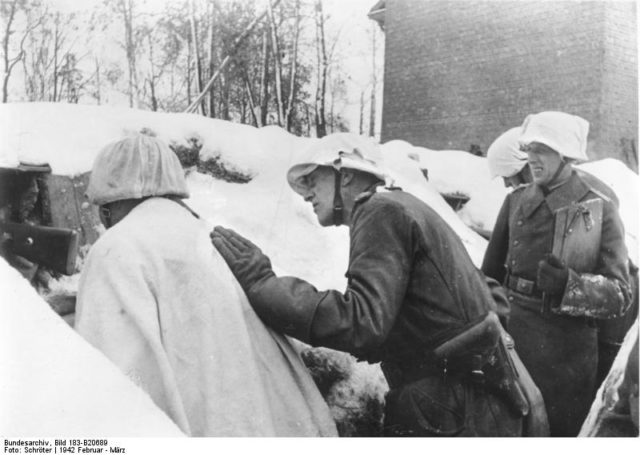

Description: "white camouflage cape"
75 197 337 437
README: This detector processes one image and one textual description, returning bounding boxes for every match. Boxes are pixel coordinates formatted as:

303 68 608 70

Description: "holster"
483 332 530 416
432 311 550 436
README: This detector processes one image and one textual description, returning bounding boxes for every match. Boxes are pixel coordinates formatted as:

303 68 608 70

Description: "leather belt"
506 273 543 298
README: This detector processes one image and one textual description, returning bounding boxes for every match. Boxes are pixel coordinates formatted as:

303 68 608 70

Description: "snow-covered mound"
391 140 509 233
0 102 488 285
580 320 639 436
0 258 185 437
578 159 639 264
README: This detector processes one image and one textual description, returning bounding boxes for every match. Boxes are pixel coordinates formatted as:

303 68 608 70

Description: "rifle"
0 221 79 275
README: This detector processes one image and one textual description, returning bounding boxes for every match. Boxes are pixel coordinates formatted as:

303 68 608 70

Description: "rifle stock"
0 221 79 275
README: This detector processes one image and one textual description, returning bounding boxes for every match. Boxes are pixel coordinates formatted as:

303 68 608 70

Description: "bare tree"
206 0 217 117
266 0 284 126
283 0 301 131
184 0 281 114
242 24 271 128
368 22 377 137
145 32 159 111
2 0 42 102
93 57 102 104
258 26 270 126
313 0 327 137
115 0 139 108
22 8 84 102
189 0 205 115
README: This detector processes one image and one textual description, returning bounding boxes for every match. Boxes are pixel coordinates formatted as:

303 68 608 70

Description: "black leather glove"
537 254 569 296
210 226 274 293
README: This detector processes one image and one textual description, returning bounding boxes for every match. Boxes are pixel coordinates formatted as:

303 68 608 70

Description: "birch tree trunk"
244 74 259 127
314 0 328 138
258 26 270 127
118 0 139 108
94 58 101 104
266 0 284 126
189 0 205 115
284 0 301 131
147 34 158 111
207 0 216 118
368 24 377 138
52 13 59 101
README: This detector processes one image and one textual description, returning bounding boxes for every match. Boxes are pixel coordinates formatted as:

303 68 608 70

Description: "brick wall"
380 0 638 169
598 1 638 167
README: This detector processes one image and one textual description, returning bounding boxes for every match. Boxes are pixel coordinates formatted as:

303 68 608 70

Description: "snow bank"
578 159 639 264
381 140 491 264
0 258 185 437
391 140 509 233
579 320 639 436
0 102 487 286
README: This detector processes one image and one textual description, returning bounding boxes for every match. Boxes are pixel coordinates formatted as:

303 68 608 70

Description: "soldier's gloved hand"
210 226 274 293
537 254 569 296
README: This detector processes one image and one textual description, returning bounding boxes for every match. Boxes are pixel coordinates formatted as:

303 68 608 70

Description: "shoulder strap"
163 196 200 219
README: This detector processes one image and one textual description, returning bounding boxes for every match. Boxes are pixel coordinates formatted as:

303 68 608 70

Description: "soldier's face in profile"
302 167 336 227
524 142 563 186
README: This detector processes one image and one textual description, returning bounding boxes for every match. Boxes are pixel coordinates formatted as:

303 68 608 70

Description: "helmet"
287 133 388 196
487 127 527 179
519 111 589 161
87 133 189 205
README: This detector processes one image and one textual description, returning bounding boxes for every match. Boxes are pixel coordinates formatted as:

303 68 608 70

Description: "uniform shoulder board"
512 183 530 192
588 186 612 204
575 170 614 204
354 190 376 204
356 183 403 204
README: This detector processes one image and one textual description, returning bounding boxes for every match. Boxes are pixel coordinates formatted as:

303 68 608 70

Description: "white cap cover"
519 111 589 161
87 133 189 205
487 127 528 179
287 133 388 196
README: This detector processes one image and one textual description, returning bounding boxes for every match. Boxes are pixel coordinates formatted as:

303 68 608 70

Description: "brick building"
369 0 638 169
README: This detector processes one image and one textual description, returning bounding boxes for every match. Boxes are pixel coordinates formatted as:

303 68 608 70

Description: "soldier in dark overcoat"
482 112 632 436
212 133 529 437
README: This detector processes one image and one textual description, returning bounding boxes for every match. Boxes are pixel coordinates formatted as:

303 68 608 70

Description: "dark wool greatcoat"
244 189 522 436
482 169 632 437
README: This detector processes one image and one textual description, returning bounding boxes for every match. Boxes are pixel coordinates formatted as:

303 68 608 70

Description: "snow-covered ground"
1 102 638 435
0 257 185 437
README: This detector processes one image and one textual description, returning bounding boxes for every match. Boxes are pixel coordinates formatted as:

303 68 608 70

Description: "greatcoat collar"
519 171 592 218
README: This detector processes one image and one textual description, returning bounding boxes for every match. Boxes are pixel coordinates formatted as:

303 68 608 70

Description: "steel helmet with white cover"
287 133 388 196
519 111 590 161
87 133 189 205
487 127 528 179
